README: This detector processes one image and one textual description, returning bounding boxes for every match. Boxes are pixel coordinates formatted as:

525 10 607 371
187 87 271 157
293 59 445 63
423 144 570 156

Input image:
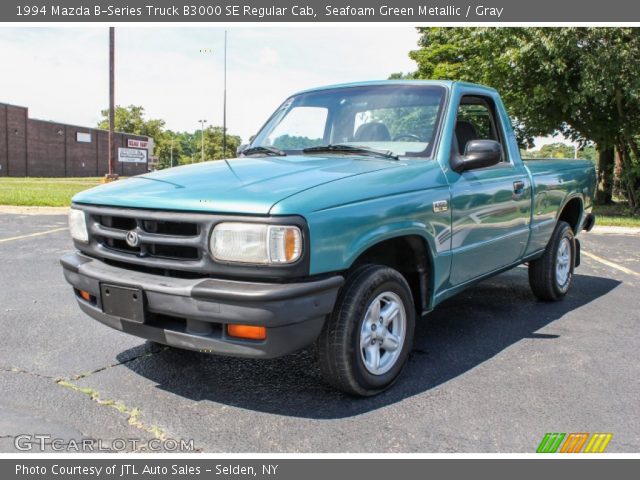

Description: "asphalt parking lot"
1 210 639 453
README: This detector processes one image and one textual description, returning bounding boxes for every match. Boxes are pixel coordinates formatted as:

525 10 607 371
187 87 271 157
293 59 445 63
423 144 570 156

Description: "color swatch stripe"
536 433 565 453
538 433 612 453
584 433 613 453
560 433 589 453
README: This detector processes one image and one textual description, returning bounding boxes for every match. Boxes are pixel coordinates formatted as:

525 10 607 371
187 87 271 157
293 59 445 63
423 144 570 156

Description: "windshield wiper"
241 145 287 156
302 144 399 160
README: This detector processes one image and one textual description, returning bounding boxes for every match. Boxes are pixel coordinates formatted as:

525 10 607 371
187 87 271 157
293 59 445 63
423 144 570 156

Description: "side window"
455 96 507 162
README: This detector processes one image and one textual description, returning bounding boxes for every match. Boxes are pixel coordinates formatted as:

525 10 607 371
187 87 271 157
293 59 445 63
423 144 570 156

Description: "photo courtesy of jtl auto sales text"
0 0 638 479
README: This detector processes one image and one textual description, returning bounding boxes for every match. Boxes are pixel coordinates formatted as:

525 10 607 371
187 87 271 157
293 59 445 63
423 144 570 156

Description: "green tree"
171 128 241 166
272 134 323 150
98 105 169 168
202 126 241 161
403 28 640 210
154 130 183 169
521 143 598 162
580 145 597 163
539 143 575 159
98 105 165 139
98 106 242 169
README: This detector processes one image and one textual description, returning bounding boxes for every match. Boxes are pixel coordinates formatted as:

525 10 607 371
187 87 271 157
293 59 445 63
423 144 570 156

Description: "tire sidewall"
345 269 415 392
553 224 575 296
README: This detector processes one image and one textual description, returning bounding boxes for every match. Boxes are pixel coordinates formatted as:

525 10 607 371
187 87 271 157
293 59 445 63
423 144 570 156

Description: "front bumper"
61 252 343 358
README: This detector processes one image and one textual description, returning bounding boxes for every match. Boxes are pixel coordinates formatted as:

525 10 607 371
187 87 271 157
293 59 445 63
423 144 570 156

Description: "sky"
0 26 569 148
0 27 423 143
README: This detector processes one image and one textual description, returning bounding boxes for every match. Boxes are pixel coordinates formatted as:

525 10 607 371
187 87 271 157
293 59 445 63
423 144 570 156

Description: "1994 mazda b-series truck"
62 81 596 395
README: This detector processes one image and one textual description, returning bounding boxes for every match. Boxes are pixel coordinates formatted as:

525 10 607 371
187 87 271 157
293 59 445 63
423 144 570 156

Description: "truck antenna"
222 30 228 159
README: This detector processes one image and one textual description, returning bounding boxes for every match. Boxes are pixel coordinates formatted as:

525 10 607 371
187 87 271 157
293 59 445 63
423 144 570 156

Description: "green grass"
593 202 640 228
0 177 102 206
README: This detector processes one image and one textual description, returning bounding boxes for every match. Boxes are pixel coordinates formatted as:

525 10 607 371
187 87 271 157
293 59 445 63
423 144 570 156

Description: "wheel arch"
556 195 584 234
347 233 435 316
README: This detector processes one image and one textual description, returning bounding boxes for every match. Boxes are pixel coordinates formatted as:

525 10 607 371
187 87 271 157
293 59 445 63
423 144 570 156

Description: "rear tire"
317 264 415 396
528 221 575 301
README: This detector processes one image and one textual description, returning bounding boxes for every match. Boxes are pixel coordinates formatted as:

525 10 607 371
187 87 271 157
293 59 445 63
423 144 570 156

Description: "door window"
455 96 508 163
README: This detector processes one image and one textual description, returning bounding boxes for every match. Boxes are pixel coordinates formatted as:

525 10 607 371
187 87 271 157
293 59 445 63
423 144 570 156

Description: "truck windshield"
249 84 446 158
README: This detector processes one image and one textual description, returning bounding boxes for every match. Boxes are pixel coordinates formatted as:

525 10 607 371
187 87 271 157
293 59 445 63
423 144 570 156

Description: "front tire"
528 221 575 301
317 265 415 396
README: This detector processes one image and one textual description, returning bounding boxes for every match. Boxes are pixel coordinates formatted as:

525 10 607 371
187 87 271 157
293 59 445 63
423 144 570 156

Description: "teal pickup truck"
62 81 596 395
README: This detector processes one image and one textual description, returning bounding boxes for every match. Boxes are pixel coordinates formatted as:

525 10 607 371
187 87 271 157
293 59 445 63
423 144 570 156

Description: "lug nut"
371 324 377 331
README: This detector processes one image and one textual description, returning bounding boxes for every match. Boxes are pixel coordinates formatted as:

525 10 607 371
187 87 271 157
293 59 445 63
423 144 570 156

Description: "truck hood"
72 155 401 215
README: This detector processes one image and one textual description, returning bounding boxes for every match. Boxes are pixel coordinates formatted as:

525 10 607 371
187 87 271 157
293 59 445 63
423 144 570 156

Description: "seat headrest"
455 120 478 154
354 122 391 142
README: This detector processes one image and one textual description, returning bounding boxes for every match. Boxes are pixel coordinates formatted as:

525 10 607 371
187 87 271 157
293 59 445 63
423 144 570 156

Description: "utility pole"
106 27 118 181
199 119 207 162
222 30 227 159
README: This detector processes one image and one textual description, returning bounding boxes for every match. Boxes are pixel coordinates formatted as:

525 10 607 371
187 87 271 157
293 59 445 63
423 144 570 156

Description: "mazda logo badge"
125 230 140 247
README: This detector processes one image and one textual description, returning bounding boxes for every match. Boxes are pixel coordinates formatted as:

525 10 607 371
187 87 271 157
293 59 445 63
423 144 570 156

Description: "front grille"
99 236 200 260
92 212 202 261
77 205 215 274
97 215 199 237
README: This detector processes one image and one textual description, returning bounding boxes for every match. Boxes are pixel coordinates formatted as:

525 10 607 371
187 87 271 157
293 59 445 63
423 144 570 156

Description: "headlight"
211 223 302 265
68 208 89 243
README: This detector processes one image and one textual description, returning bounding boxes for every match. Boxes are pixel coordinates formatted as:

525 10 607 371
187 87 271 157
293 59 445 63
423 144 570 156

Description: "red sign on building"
128 139 149 149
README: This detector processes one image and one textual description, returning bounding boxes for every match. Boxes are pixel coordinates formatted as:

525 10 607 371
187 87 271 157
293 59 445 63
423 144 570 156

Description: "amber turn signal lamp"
284 228 300 262
79 290 92 302
227 324 267 341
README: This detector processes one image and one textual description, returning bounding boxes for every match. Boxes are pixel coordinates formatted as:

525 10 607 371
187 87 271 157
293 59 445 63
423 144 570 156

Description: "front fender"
305 188 453 303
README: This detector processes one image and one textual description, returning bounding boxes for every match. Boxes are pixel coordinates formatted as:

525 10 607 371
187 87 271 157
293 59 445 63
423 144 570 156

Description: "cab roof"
293 79 497 96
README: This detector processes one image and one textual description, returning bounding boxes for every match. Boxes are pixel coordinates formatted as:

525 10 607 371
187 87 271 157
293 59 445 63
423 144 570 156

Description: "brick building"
0 102 151 177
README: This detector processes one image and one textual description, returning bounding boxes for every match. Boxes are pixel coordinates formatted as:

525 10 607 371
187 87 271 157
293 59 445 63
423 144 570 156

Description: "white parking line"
583 250 640 277
0 227 68 244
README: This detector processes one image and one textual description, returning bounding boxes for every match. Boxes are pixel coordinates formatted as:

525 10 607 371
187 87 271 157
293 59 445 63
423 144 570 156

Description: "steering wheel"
392 134 423 142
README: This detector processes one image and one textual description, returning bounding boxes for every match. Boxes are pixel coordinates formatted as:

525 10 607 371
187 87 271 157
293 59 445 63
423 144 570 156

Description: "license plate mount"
100 283 146 324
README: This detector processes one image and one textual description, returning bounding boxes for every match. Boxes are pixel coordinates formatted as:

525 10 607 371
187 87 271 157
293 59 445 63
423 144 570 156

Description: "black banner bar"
1 0 640 22
3 459 640 480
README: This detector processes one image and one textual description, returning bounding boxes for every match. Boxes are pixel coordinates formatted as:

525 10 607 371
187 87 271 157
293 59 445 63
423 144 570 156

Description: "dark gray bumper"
61 252 343 358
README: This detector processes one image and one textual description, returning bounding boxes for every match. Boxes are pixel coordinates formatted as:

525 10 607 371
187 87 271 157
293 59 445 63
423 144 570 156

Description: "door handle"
513 181 525 195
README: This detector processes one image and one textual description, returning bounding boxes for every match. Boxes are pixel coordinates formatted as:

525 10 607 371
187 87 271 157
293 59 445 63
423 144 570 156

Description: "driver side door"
448 94 531 286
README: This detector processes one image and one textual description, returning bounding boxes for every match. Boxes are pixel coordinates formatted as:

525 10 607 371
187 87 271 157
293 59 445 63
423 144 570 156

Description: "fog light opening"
227 324 267 341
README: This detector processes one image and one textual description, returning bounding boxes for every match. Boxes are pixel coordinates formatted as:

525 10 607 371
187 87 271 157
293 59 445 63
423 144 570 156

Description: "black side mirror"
451 139 502 172
236 144 249 156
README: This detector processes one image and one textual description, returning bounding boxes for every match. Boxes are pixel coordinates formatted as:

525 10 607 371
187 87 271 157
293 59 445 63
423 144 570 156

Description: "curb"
0 205 70 215
591 225 640 235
